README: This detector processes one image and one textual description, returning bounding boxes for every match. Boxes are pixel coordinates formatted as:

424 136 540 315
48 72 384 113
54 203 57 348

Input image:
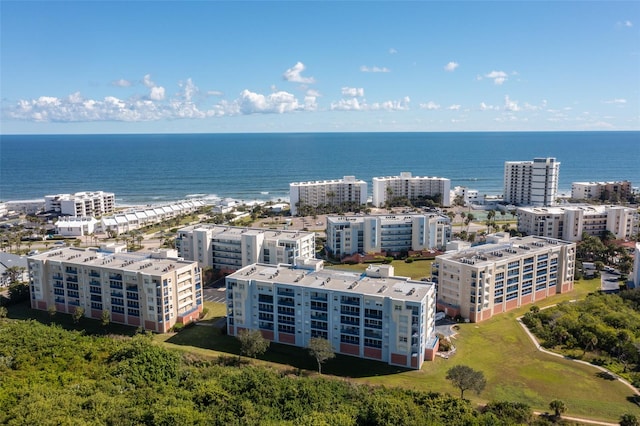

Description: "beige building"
28 247 203 332
571 181 632 202
372 172 451 208
176 224 316 273
517 205 639 242
433 234 576 322
289 176 368 216
504 157 560 206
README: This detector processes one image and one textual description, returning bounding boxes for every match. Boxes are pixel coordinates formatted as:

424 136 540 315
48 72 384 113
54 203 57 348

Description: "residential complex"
55 216 100 237
289 176 368 216
633 243 640 289
504 157 560 206
372 172 451 208
571 181 633 202
28 246 203 332
517 205 639 242
433 234 576 322
326 213 451 258
45 191 116 217
100 200 205 235
176 224 316 273
226 259 439 369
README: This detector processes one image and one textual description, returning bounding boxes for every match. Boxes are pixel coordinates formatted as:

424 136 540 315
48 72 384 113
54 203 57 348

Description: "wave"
185 193 207 198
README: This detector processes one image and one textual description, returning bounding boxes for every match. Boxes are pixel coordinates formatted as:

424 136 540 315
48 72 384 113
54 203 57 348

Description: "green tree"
237 329 270 359
8 282 29 304
308 337 335 374
101 309 111 327
446 365 487 399
620 413 639 426
0 306 7 318
72 306 85 324
549 399 566 419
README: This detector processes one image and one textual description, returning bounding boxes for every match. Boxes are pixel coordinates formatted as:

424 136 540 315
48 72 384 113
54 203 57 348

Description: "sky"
1 1 639 134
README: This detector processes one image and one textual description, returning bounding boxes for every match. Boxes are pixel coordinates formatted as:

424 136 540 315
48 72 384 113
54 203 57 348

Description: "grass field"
155 275 640 422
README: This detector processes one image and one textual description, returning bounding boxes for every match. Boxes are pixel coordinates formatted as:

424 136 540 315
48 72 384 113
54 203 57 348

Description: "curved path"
517 316 640 425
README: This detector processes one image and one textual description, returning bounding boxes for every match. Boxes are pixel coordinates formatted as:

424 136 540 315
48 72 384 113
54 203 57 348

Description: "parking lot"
601 270 622 293
202 278 227 303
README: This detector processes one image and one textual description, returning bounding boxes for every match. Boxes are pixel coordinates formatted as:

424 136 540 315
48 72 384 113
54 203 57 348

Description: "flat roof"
230 263 434 302
30 247 194 274
180 224 314 240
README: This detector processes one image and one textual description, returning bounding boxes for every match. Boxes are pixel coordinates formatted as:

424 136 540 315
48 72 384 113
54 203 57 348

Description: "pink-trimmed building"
434 234 576 322
226 259 439 370
28 247 203 332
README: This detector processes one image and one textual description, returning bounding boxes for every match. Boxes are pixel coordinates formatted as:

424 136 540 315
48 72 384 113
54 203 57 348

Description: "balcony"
89 272 100 278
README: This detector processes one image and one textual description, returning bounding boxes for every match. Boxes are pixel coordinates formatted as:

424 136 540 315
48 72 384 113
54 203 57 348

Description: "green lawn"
156 277 640 422
327 258 434 280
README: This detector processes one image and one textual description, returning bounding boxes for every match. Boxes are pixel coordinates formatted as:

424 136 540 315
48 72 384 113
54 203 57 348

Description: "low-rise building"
226 259 439 369
55 216 100 237
45 191 115 217
289 176 368 216
0 252 29 287
176 224 316 273
326 213 450 258
372 172 451 208
517 205 639 242
28 247 203 332
571 181 633 202
100 200 205 235
433 234 576 322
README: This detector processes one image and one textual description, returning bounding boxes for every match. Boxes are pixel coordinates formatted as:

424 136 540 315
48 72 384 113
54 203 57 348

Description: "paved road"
202 278 227 303
600 271 621 293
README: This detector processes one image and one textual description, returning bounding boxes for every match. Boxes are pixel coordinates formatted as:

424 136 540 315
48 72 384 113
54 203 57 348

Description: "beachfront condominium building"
433 234 576 322
28 247 203 332
372 172 451 208
226 259 439 369
504 157 560 206
176 224 316 273
289 176 368 216
571 181 633 202
517 205 639 242
632 243 640 288
45 191 116 217
326 213 451 258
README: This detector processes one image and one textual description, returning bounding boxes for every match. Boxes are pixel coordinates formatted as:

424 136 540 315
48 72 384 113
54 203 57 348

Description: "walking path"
518 315 639 426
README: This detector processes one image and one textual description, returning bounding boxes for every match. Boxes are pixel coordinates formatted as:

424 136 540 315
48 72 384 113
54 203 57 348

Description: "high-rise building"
226 259 439 369
433 234 575 322
372 172 451 208
28 247 203 332
176 225 316 273
289 176 368 216
326 213 451 258
504 158 560 206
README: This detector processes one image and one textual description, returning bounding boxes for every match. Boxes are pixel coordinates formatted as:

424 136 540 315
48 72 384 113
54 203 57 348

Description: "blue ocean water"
1 132 638 205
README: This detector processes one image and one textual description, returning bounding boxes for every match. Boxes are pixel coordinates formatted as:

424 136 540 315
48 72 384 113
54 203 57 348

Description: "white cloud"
389 48 398 54
444 62 459 72
616 20 633 28
370 96 410 111
447 104 461 111
238 89 307 114
420 101 441 110
150 86 165 101
485 70 508 85
143 74 156 88
207 90 224 97
504 95 520 111
112 79 132 87
330 98 363 111
179 78 198 102
341 87 365 97
604 98 627 104
330 96 410 111
306 89 321 97
283 62 315 84
360 65 390 73
479 102 497 111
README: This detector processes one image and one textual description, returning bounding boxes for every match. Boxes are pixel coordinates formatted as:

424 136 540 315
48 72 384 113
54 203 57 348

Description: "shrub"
172 323 185 332
404 258 414 263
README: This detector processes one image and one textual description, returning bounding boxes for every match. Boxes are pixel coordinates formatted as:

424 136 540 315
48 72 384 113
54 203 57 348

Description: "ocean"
1 131 638 205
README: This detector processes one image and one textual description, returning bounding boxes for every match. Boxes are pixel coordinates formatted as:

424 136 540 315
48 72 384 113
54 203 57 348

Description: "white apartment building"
289 176 368 216
28 247 203 332
372 172 451 208
100 200 205 235
504 157 560 206
226 259 439 369
55 216 100 237
451 186 479 206
517 205 639 242
434 234 576 322
632 243 640 288
176 224 316 273
571 181 633 202
45 191 115 217
326 214 451 258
